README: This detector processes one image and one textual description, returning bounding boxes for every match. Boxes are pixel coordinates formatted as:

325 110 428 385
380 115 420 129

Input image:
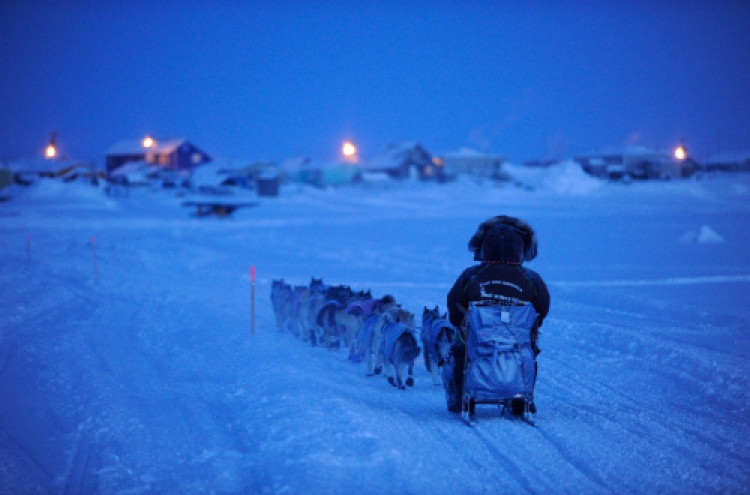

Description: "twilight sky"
2 0 749 165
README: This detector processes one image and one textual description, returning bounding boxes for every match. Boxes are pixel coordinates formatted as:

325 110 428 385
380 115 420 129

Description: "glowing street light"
142 136 155 148
342 140 358 162
674 144 687 160
45 144 57 158
45 132 57 159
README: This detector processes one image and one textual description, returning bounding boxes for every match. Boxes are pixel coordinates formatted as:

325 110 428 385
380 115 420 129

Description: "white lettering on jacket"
479 280 523 298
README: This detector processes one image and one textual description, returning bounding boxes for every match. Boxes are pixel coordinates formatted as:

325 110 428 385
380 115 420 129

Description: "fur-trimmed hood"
468 215 538 263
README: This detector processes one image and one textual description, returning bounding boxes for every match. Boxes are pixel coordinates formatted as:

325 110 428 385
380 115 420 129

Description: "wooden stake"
250 266 256 334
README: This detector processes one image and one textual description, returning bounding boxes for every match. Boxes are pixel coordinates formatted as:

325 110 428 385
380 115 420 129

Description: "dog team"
270 278 457 390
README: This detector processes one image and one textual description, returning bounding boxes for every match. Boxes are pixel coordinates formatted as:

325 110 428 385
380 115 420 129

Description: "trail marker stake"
250 266 256 334
91 236 99 280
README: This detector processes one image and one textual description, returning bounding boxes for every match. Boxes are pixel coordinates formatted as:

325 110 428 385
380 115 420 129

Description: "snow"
442 147 502 159
506 160 604 195
680 225 725 244
1 164 749 493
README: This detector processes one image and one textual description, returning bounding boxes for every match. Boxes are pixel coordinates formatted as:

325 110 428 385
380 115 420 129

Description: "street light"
45 144 57 158
45 132 57 159
674 144 687 160
342 140 358 162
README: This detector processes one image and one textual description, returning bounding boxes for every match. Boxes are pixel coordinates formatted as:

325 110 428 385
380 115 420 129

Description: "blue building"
106 138 211 174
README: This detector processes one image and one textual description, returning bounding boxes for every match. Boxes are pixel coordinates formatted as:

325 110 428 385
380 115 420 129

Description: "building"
574 145 696 180
439 148 504 178
700 151 750 172
362 142 443 180
106 138 211 174
7 157 103 185
280 157 361 187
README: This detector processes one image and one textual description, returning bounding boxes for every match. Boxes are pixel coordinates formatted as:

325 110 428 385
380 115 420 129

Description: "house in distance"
105 137 212 174
574 145 696 180
362 141 445 181
438 147 504 179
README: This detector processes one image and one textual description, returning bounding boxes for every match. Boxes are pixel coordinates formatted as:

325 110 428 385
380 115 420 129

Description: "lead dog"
271 279 294 332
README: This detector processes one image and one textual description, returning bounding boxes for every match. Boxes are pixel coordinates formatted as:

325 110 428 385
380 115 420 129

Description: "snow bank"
505 160 603 195
680 224 725 244
20 178 117 209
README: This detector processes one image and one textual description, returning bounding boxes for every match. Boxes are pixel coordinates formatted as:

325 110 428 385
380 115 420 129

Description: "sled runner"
452 300 539 425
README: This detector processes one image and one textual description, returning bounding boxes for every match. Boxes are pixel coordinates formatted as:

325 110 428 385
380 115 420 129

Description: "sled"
182 200 259 217
460 300 538 425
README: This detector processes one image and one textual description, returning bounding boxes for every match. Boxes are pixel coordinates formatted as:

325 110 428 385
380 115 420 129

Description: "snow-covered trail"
1 177 749 493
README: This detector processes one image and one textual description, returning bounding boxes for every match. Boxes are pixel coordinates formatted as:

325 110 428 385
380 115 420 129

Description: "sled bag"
464 302 538 401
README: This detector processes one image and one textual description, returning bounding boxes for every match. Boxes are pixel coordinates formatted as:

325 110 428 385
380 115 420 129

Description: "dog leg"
366 353 374 376
392 360 404 388
406 364 415 387
395 362 403 389
374 352 383 376
348 339 361 363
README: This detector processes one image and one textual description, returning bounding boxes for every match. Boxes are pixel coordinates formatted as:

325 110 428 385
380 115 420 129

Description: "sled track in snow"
466 425 538 492
0 424 56 489
279 329 612 493
61 426 99 495
530 426 613 492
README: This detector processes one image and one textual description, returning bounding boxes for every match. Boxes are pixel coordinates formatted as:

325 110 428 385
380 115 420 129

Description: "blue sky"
2 0 749 164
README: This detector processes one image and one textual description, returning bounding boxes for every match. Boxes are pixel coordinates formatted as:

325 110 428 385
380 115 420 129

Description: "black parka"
447 263 549 329
446 217 550 332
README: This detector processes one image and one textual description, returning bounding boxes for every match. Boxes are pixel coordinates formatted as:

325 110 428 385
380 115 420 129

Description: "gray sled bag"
463 301 538 413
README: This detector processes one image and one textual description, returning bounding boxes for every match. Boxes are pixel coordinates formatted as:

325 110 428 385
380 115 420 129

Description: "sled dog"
420 306 456 386
379 321 421 389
